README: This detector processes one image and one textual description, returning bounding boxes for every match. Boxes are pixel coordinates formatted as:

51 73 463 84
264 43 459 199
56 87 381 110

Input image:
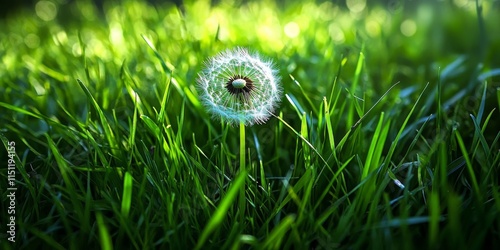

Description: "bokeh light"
35 0 57 21
284 22 300 38
347 0 367 14
400 19 417 37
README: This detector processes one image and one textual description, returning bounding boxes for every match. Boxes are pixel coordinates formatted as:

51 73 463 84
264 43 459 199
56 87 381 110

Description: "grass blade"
195 169 247 250
121 171 133 218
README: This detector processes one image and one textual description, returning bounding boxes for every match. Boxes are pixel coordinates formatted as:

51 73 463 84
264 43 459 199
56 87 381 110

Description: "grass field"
1 0 500 249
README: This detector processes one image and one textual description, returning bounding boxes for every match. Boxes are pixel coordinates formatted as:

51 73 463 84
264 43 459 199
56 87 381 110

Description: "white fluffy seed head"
197 47 282 126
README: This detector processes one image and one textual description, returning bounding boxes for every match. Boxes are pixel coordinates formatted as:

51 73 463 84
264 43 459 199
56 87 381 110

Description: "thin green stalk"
240 120 246 173
239 120 246 223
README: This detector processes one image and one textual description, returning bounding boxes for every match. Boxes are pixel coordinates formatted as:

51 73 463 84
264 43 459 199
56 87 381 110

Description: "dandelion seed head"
197 47 282 126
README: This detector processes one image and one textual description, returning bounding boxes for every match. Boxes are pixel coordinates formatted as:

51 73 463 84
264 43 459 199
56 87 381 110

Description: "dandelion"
197 47 282 126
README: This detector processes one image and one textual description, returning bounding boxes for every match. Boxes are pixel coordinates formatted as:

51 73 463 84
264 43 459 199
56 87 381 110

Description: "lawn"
1 0 500 249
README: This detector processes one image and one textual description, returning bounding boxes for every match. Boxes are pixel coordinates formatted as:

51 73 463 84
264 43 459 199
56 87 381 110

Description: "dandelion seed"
197 47 282 126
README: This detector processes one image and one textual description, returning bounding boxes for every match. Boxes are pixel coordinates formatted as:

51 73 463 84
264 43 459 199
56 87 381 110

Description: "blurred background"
1 0 499 121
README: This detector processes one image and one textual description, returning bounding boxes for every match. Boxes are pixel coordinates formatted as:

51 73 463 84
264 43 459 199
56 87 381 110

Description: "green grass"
1 0 500 249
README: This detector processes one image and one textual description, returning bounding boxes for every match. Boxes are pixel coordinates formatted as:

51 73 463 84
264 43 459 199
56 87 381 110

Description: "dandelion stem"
239 120 246 222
